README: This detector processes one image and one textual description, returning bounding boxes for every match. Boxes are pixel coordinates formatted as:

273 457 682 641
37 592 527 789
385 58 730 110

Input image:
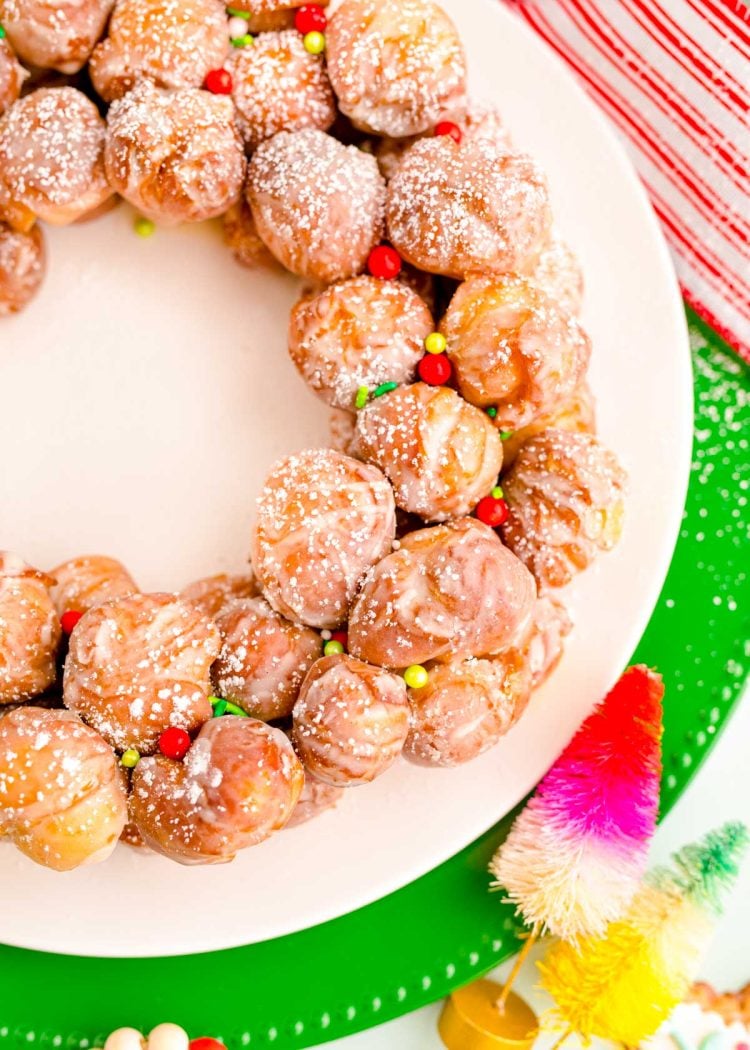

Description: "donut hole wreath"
0 0 627 870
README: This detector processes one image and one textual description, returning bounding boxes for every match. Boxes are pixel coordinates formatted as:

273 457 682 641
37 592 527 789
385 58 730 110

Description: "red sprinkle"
435 120 462 144
189 1041 227 1050
60 610 83 635
159 726 192 761
367 245 402 279
331 629 348 649
418 353 452 386
475 495 510 528
205 69 233 95
294 4 327 33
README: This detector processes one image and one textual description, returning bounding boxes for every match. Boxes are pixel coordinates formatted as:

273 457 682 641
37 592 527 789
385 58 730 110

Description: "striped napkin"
502 0 750 363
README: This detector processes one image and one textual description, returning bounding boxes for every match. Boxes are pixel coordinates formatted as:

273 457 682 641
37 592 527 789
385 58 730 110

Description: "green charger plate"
1 308 747 1050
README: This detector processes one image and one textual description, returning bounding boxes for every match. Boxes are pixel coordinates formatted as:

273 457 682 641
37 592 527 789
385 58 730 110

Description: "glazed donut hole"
285 768 343 828
440 274 592 431
180 570 260 619
288 276 434 411
531 233 584 317
0 37 25 114
250 447 396 629
211 596 322 721
386 136 552 279
49 555 138 617
0 86 111 232
228 29 335 152
404 649 532 767
88 0 228 102
292 653 409 787
501 380 596 469
500 429 627 590
353 382 504 522
326 0 467 137
223 198 279 271
520 594 573 688
0 551 61 705
0 221 44 315
348 517 537 669
0 0 114 73
130 715 303 863
0 706 128 870
246 128 386 283
372 99 512 182
62 592 221 753
105 81 246 226
328 407 357 456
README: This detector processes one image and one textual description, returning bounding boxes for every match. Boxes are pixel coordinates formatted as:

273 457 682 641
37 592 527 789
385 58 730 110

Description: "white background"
329 686 750 1048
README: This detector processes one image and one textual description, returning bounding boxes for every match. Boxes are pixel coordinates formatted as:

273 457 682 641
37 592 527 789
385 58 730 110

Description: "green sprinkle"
491 486 504 499
0 24 6 38
372 381 398 399
134 216 155 238
485 406 497 419
226 6 250 16
324 639 345 656
231 33 254 46
499 430 514 441
212 699 228 717
222 700 248 717
355 385 370 409
120 748 140 769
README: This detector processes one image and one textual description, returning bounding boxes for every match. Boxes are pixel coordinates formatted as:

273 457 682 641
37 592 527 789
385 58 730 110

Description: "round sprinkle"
367 245 402 279
303 30 326 54
418 353 452 386
486 406 498 419
295 4 327 34
134 216 155 238
404 665 429 689
372 381 399 398
424 332 446 355
324 639 345 656
212 699 229 717
434 120 462 144
60 610 83 635
158 726 191 761
475 495 509 528
320 629 332 641
189 1041 227 1050
331 629 348 649
228 15 249 37
205 68 233 95
231 33 254 47
491 485 504 499
120 748 140 769
355 385 370 409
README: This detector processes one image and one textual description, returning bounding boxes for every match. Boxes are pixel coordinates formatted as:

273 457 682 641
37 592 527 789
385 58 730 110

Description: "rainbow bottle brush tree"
438 666 749 1048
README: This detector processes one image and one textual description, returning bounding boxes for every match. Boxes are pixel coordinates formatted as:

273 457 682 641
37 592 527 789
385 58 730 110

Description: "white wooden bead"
104 1029 145 1050
147 1025 189 1050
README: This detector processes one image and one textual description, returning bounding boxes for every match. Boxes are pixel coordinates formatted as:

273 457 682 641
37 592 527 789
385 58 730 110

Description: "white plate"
0 0 691 957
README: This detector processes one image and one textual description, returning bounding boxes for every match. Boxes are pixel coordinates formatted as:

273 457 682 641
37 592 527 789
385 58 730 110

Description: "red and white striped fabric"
502 0 750 362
